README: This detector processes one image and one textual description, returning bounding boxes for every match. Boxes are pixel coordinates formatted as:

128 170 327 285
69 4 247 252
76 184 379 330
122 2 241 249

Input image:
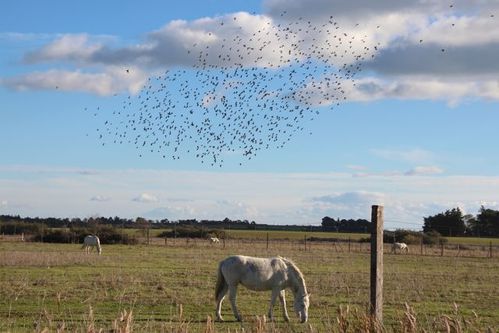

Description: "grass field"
148 228 499 244
1 236 498 332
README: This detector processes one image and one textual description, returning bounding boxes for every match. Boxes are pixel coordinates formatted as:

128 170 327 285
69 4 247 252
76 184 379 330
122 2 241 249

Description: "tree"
423 208 466 236
135 217 150 237
473 206 499 237
321 216 338 231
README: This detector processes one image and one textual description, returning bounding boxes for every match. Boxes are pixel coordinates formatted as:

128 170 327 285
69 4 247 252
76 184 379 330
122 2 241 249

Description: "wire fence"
1 233 496 258
151 236 497 259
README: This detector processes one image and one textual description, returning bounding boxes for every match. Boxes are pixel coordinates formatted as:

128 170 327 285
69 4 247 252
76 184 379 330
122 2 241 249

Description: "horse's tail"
96 237 102 254
215 262 227 301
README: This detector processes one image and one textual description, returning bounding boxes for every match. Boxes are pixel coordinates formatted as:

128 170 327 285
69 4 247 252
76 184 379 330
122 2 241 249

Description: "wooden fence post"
348 237 351 253
370 205 384 326
490 242 493 258
441 243 444 256
266 232 269 250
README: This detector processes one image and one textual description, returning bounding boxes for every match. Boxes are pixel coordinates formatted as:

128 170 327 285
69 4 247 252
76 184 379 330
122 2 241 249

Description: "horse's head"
294 293 310 323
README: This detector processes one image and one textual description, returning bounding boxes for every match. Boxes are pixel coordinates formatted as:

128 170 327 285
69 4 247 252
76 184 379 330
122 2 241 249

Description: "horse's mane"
279 257 307 293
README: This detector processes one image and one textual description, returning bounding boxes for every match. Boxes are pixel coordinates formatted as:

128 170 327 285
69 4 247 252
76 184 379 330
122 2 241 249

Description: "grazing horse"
210 237 220 243
215 255 310 323
391 242 409 254
82 235 102 255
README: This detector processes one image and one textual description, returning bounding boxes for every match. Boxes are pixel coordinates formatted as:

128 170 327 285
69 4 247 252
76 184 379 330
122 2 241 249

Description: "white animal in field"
391 242 409 254
210 237 220 243
215 255 310 323
82 235 102 255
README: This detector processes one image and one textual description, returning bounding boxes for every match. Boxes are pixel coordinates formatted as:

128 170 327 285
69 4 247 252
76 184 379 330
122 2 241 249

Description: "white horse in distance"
215 255 310 323
82 235 102 255
210 237 220 243
391 242 408 254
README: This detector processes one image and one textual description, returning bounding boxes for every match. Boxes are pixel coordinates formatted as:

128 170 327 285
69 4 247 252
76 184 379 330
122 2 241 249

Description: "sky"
1 0 498 229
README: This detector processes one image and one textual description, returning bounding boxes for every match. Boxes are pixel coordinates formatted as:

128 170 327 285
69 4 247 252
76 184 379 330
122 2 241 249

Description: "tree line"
1 205 498 238
423 206 499 237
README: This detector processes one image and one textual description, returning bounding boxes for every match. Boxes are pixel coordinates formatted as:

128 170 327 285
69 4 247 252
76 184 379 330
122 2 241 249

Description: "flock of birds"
88 5 495 167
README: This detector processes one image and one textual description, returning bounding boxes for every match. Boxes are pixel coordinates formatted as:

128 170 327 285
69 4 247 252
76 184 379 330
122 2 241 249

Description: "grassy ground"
226 229 368 241
0 238 498 332
148 228 499 245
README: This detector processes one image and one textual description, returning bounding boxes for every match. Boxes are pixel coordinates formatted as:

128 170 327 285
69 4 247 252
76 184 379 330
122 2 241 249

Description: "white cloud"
1 67 148 96
2 0 498 103
142 199 259 221
405 166 444 176
311 191 385 213
353 76 499 103
132 193 159 203
0 32 60 42
90 195 110 202
1 200 7 207
23 34 104 64
413 14 499 47
1 166 499 228
142 206 195 220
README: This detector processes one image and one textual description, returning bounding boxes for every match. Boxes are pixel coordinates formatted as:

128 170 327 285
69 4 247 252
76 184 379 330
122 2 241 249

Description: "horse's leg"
228 285 242 321
215 283 228 321
268 289 279 321
279 290 290 322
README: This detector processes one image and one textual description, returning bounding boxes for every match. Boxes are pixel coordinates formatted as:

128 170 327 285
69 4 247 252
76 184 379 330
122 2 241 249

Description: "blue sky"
1 0 498 229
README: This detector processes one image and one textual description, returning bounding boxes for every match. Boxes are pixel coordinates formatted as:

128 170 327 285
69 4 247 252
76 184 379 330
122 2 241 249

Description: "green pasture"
225 229 368 241
147 228 499 245
445 236 499 246
1 239 497 332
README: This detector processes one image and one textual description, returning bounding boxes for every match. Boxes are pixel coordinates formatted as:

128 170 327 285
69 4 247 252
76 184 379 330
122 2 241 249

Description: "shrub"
383 229 432 244
423 230 447 245
383 229 447 245
401 234 422 245
32 229 75 243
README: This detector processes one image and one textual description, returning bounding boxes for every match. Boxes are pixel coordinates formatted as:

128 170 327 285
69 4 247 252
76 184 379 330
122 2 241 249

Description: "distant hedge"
0 221 44 235
355 229 448 245
26 225 138 245
383 229 447 245
158 226 225 239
